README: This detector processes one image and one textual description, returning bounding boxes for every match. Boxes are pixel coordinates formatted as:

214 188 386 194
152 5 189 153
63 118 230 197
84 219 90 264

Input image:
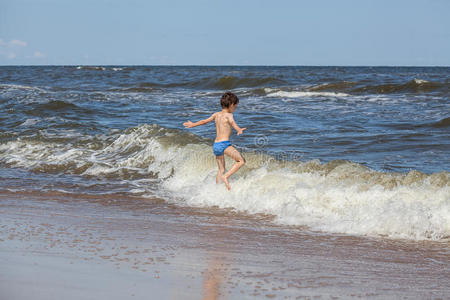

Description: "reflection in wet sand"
202 217 230 300
203 254 226 300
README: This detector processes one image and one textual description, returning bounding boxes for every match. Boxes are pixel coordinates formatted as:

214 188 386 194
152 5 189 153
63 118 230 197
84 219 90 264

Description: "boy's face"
229 103 237 112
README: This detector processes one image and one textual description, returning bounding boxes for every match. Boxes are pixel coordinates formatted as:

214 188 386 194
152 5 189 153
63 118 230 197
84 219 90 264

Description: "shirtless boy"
183 92 246 190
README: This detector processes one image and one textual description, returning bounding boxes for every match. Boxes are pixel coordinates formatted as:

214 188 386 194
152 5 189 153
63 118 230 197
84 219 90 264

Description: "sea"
0 65 449 241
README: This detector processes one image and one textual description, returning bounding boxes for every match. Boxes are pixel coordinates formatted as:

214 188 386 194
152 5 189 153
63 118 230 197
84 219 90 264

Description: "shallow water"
0 66 449 240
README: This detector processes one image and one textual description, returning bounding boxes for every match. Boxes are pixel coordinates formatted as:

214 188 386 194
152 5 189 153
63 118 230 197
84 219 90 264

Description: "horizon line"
0 64 449 68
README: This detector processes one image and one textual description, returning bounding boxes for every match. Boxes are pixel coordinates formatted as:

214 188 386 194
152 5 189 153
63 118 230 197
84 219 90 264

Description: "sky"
0 0 449 66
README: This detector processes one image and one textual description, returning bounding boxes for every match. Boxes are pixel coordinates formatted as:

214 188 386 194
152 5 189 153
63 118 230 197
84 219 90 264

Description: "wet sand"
1 190 449 299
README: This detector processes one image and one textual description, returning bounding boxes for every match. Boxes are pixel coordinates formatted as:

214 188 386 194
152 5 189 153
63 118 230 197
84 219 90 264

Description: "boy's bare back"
213 111 234 142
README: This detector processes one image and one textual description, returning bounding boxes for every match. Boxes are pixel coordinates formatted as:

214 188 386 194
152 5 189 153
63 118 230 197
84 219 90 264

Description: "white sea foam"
0 83 47 93
154 144 450 241
193 88 350 99
0 124 448 241
0 83 50 104
412 78 429 84
19 119 39 126
76 66 106 71
265 88 349 98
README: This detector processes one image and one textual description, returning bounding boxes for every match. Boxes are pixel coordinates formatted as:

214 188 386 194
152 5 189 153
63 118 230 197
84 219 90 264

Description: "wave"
0 83 47 93
76 66 106 71
2 76 445 100
308 81 358 92
301 79 444 94
431 117 450 128
196 78 445 99
114 76 286 92
207 76 284 90
112 87 161 93
0 83 51 104
38 100 79 111
75 66 124 72
264 88 349 98
247 78 445 98
194 87 351 98
413 117 450 129
23 100 95 116
19 118 40 127
0 124 448 241
351 79 444 94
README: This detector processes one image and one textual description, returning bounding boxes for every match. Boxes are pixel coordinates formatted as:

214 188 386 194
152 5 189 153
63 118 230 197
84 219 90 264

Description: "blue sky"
0 0 449 66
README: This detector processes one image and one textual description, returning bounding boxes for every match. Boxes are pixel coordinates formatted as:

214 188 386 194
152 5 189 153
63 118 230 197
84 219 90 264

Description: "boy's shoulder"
214 111 233 116
218 111 233 118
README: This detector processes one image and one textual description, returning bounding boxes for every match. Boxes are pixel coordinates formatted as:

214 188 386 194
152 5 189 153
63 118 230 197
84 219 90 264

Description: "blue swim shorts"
213 141 231 156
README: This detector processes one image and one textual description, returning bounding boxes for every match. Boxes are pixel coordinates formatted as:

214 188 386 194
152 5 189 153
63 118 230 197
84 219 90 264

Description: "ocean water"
0 66 449 241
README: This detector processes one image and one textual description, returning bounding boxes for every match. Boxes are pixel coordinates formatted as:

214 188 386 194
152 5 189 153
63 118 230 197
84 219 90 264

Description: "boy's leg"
215 155 226 184
222 146 245 189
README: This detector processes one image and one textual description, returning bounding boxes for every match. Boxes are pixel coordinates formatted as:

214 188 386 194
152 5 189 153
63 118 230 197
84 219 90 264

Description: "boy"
183 92 246 190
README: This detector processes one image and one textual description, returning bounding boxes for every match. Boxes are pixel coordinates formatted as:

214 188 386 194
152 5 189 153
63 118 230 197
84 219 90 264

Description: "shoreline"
1 190 449 299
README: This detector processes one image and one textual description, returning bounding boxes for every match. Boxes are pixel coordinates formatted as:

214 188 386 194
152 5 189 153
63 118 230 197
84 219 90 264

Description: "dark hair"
220 92 239 108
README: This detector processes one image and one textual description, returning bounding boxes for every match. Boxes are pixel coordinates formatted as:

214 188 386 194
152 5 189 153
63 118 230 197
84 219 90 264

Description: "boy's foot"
221 175 231 190
216 174 222 184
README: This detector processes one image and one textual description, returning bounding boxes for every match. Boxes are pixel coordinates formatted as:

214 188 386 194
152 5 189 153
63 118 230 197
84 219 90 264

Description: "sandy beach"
1 190 449 299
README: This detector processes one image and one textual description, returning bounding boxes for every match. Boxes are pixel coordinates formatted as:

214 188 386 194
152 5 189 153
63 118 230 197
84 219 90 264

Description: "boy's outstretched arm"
229 114 246 135
183 113 216 128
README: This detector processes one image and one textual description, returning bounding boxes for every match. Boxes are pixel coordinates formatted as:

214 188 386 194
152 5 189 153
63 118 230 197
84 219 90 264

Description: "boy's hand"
183 121 194 128
237 128 246 135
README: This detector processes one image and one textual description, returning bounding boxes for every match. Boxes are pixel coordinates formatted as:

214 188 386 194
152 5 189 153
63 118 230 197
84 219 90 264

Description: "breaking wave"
264 88 349 98
259 79 445 98
0 124 448 241
191 78 446 98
